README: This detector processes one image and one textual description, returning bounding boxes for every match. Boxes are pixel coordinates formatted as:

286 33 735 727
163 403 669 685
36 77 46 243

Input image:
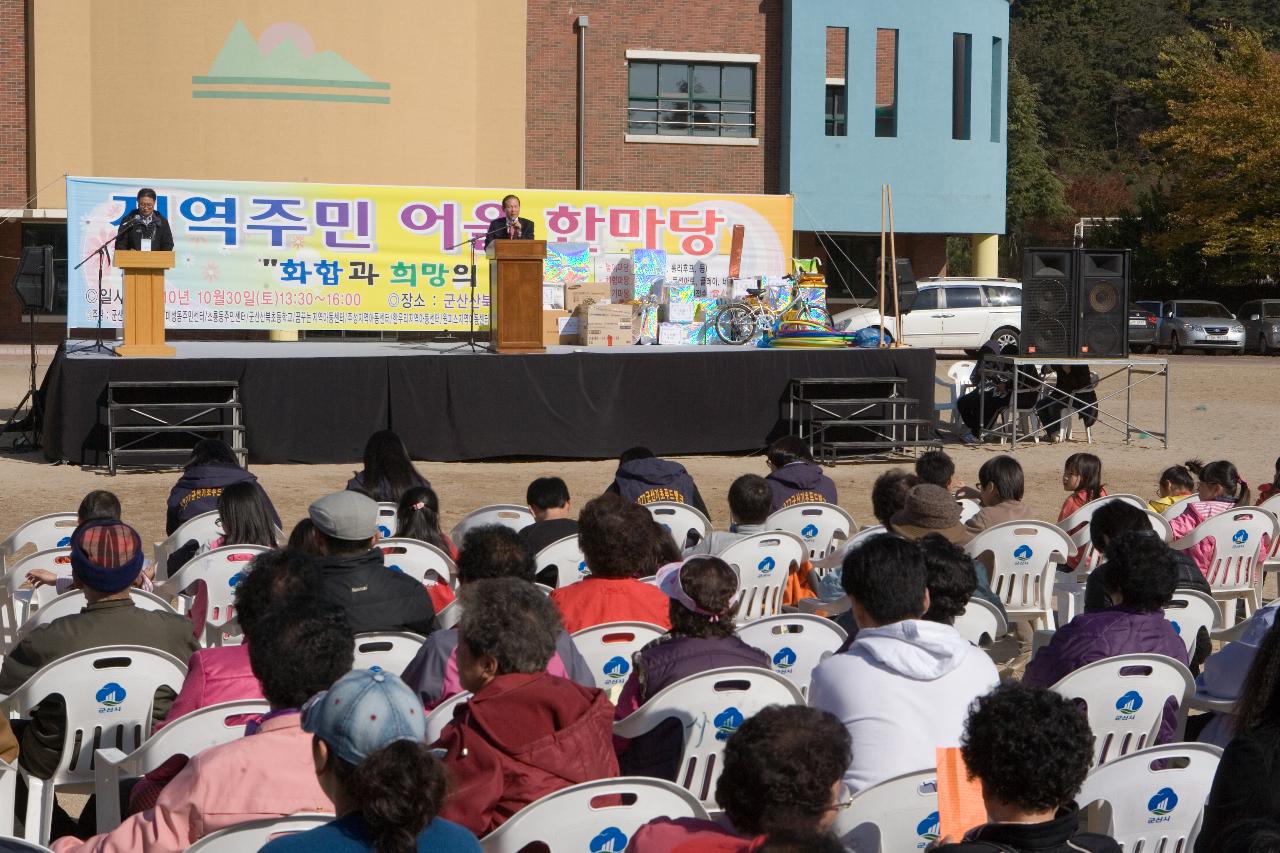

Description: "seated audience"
964 455 1030 533
400 525 592 708
165 438 278 535
916 449 960 492
0 521 199 781
167 480 279 575
808 535 999 791
436 578 618 835
1170 459 1255 576
26 490 149 593
1196 602 1279 747
518 476 578 558
763 436 838 512
1059 452 1107 569
919 533 1007 627
346 429 431 504
684 474 772 556
287 517 322 554
1261 456 1280 504
260 669 480 853
931 683 1121 852
889 483 974 545
606 446 709 515
53 598 354 852
1025 532 1187 743
869 468 920 527
395 484 456 559
548 494 672 633
1035 363 1099 443
614 557 769 779
309 490 435 635
1149 464 1195 513
628 705 852 852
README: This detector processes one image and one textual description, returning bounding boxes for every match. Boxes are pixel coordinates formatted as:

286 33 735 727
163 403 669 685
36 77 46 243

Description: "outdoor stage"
39 341 937 466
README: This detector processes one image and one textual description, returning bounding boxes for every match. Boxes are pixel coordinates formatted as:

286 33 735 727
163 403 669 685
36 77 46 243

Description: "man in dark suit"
486 193 534 243
114 187 175 251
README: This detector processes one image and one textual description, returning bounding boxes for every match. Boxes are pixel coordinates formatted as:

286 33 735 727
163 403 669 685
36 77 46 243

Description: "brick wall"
875 28 897 107
0 0 24 209
525 1 781 195
825 27 846 79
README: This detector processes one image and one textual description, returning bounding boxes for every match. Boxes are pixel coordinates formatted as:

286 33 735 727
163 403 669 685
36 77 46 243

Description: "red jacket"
549 577 672 634
436 672 619 836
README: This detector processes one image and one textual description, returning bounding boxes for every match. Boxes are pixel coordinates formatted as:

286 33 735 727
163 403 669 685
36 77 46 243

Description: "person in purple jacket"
1024 532 1188 744
764 436 838 512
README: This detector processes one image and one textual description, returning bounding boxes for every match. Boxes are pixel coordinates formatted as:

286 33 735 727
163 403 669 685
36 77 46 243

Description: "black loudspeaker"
11 246 54 313
1021 248 1076 357
877 257 919 314
1075 249 1130 357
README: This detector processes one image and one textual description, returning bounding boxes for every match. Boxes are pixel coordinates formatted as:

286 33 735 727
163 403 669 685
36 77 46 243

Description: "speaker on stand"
4 246 55 450
1075 249 1130 357
1020 249 1076 357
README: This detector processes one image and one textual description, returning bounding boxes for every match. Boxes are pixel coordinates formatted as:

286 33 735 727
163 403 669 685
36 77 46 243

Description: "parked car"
1238 299 1280 354
1128 304 1158 353
1136 299 1163 319
832 277 1022 353
1156 300 1245 354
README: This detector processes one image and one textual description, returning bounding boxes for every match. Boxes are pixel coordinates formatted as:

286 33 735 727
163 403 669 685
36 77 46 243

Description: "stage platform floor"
43 340 936 465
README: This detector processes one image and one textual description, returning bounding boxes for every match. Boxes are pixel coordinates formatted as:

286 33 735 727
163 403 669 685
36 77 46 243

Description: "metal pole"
576 16 589 191
1125 363 1132 444
878 186 887 347
1164 360 1170 449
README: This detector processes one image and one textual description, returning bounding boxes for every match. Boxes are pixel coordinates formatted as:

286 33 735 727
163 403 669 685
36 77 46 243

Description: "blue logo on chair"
800 523 820 540
757 556 776 575
377 525 392 538
917 811 941 841
1115 691 1144 716
578 561 589 577
714 706 744 741
1170 620 1182 635
56 536 71 547
589 826 628 852
603 656 630 681
387 564 404 573
772 647 797 672
1232 529 1249 546
228 572 243 588
1148 787 1178 816
1013 545 1033 562
96 682 126 707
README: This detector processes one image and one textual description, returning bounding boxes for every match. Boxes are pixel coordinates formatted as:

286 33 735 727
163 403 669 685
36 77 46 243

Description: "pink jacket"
626 817 760 852
1169 499 1271 577
52 713 329 853
155 644 263 731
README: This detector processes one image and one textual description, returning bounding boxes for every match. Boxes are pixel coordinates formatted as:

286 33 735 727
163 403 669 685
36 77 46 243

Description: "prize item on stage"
115 251 177 357
487 239 548 353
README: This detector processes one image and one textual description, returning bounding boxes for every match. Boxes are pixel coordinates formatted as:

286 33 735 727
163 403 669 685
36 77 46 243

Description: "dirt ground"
0 349 1276 548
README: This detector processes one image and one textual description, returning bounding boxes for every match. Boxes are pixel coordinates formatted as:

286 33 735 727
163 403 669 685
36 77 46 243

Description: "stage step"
787 375 934 463
106 380 246 475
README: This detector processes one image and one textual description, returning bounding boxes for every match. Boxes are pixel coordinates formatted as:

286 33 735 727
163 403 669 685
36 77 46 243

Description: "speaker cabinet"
12 246 54 313
1076 250 1130 357
1021 249 1076 357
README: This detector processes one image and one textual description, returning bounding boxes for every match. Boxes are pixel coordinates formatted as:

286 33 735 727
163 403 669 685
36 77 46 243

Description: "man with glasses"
115 188 174 252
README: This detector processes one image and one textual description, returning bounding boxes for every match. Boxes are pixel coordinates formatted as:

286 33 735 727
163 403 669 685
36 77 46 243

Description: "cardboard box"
565 281 612 313
664 302 696 324
580 303 636 347
559 314 580 344
542 284 565 310
542 310 570 347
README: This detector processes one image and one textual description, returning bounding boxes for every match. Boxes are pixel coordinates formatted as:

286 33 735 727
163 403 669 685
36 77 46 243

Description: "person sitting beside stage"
1149 464 1195 514
870 469 920 528
518 476 578 560
52 599 354 853
436 578 618 836
548 493 673 633
956 341 1040 445
606 446 709 516
684 474 772 557
400 525 593 709
346 429 431 504
626 705 852 852
614 557 769 780
165 438 279 536
964 455 1031 533
1035 364 1099 443
310 491 436 636
764 436 838 512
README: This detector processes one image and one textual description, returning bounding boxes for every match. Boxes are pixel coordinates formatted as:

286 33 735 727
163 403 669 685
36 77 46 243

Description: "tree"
1003 62 1070 275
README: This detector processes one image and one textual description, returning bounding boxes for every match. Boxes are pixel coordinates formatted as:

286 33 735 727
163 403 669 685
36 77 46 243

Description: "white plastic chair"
0 759 21 837
766 502 855 560
535 535 589 588
1077 743 1222 852
1172 507 1279 627
957 499 981 524
834 767 938 853
952 597 1008 647
16 589 176 643
964 521 1073 631
0 513 77 564
185 813 336 852
736 613 846 698
810 524 889 580
352 632 426 675
424 690 472 744
715 531 806 623
156 544 269 646
613 666 804 804
644 502 713 550
377 538 457 588
1261 495 1280 597
1161 496 1196 521
1163 590 1222 657
570 622 666 692
1060 494 1148 574
1049 653 1195 767
375 501 398 539
433 599 461 631
1 645 188 844
449 504 535 543
93 698 270 831
0 548 72 649
1144 510 1175 542
154 511 223 579
944 361 975 426
0 831 45 851
479 776 710 853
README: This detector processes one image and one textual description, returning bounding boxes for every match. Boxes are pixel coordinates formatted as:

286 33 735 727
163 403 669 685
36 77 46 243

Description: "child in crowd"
395 485 456 559
684 474 772 556
870 469 920 527
167 480 279 575
1170 459 1255 577
1058 452 1106 569
346 430 430 504
763 436 838 511
614 557 769 779
915 449 960 492
518 476 578 559
964 455 1030 533
26 490 143 592
1150 464 1195 513
1260 456 1280 504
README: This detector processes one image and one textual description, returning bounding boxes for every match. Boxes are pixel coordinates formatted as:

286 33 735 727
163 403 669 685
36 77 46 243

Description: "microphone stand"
67 219 136 356
438 221 513 354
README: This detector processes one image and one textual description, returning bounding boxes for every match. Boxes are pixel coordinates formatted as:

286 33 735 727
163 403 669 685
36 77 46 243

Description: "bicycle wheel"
713 304 757 345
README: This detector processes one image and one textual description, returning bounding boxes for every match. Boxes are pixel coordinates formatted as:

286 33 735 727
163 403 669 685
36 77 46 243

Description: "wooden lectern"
486 240 546 353
115 250 176 357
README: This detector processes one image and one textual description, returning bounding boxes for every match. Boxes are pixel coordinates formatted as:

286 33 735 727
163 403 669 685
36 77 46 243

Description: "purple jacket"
1024 607 1189 743
766 462 838 512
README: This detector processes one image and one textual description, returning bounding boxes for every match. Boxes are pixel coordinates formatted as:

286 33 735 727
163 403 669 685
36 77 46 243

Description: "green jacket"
0 596 199 778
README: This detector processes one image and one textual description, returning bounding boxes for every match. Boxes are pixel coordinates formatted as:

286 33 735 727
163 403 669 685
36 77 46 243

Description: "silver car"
1157 300 1245 354
1238 299 1280 355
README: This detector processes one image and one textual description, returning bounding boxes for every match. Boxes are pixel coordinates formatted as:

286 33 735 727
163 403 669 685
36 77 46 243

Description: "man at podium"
114 188 174 252
486 193 534 242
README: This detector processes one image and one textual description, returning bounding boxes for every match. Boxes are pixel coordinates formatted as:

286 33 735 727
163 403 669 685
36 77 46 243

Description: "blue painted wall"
782 0 1009 235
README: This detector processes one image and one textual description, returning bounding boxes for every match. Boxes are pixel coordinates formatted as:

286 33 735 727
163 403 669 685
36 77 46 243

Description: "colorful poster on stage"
65 177 793 331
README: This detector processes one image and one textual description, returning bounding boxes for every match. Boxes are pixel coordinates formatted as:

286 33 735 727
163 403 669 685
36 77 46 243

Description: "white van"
833 277 1022 353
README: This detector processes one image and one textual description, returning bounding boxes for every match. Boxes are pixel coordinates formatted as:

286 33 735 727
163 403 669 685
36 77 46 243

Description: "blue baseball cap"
301 669 426 765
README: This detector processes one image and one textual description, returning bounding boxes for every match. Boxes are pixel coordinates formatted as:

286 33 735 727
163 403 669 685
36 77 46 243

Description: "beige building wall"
31 1 527 208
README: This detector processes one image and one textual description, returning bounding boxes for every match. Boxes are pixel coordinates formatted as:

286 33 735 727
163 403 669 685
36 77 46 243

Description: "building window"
952 33 973 140
875 29 898 138
627 61 755 138
825 84 847 136
990 37 1003 143
826 27 848 137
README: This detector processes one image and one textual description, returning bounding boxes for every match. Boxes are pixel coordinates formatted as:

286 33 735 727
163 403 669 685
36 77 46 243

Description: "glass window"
825 85 847 136
1265 303 1280 318
990 37 1003 143
983 285 1021 306
945 286 983 309
914 287 940 310
627 61 755 138
875 29 898 138
953 33 973 140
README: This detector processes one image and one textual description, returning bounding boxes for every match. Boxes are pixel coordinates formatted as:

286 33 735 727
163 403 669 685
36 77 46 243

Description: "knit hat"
890 484 973 545
70 520 145 593
301 669 426 766
309 491 379 541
